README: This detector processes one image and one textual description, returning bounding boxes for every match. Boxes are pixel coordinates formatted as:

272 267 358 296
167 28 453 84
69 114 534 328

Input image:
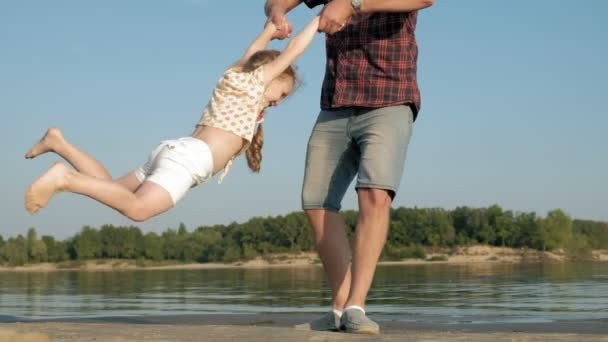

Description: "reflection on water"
0 262 607 323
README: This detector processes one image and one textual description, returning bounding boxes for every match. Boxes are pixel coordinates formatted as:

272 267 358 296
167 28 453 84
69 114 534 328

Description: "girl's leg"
25 127 143 191
25 162 173 221
115 172 145 192
25 127 112 179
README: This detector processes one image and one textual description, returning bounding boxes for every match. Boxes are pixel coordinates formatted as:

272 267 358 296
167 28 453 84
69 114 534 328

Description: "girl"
24 16 320 222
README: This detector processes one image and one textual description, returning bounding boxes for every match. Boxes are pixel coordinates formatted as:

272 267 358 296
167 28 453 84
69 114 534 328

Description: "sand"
1 321 608 342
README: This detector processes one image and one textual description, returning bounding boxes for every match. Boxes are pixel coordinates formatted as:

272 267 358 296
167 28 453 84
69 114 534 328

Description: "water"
1 262 607 323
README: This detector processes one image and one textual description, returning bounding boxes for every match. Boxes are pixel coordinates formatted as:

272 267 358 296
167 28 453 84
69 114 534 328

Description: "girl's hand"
266 12 292 40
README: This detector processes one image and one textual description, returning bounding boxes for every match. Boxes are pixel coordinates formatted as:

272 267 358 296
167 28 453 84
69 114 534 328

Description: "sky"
1 0 607 239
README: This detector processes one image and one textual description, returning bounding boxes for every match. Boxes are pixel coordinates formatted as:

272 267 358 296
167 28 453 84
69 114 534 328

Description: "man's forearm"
360 0 434 13
264 0 303 16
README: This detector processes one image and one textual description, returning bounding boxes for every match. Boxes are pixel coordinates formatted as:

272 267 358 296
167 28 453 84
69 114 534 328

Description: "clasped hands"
267 0 355 39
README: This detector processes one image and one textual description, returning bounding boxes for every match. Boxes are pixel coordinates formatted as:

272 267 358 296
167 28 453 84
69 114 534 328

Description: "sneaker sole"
342 327 380 335
294 324 338 332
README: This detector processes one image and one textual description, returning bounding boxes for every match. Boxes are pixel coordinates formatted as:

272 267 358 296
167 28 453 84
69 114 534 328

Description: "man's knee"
305 208 324 223
305 208 344 243
357 188 393 213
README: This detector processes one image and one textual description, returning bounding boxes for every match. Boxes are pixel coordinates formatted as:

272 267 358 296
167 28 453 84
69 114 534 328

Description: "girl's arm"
234 23 280 67
262 16 320 85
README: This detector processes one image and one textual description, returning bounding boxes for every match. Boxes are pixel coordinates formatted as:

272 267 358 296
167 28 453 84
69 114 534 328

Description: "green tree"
198 228 225 262
389 207 413 245
426 208 455 246
513 211 540 248
124 226 144 258
573 220 608 249
178 222 188 236
285 212 314 251
0 236 28 266
451 206 477 243
26 227 48 263
42 236 69 262
27 228 39 260
222 243 241 263
242 244 259 260
162 229 181 260
143 232 163 260
236 217 268 253
31 240 48 263
180 231 206 261
100 225 122 258
538 209 572 251
495 211 516 246
73 226 102 260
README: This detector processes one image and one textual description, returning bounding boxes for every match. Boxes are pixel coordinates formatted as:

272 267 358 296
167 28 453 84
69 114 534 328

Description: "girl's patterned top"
197 66 265 182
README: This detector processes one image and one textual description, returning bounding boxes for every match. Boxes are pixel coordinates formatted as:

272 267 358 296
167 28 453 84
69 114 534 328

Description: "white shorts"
134 137 214 204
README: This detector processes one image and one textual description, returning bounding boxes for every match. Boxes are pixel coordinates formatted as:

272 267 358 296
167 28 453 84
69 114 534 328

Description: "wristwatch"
351 0 362 13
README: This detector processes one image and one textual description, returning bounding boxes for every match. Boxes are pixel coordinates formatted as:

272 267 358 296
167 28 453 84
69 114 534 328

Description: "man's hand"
318 0 354 34
264 20 287 41
267 9 293 39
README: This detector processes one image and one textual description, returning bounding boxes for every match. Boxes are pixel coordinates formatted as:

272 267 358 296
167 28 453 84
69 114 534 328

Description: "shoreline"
1 245 607 272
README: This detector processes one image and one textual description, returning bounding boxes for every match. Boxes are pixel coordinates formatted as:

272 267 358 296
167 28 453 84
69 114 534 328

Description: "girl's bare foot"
25 127 65 159
25 162 70 214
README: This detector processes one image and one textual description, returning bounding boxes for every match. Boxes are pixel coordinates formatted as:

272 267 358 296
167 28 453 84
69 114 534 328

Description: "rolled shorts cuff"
355 183 398 199
301 204 341 212
355 183 398 193
133 168 146 182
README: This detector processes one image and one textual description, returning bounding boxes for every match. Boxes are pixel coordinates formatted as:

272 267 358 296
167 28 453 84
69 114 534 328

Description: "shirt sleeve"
303 0 329 9
223 68 264 94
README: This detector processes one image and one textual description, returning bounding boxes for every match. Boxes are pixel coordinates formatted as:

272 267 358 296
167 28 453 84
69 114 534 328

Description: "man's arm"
358 0 435 13
264 0 305 38
319 0 434 34
264 0 303 16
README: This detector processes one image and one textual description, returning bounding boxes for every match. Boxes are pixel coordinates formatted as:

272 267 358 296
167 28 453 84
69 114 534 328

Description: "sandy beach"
1 315 608 342
1 246 607 272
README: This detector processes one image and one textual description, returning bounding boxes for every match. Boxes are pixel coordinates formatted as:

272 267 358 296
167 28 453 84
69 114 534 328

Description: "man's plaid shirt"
304 0 421 117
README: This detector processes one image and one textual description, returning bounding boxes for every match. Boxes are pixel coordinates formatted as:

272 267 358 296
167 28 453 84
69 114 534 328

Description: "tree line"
1 205 607 266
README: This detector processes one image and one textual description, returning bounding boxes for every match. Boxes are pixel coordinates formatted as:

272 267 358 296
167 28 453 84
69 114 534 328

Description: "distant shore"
1 245 607 272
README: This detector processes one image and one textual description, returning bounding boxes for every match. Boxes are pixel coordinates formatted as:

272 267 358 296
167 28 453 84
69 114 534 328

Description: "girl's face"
263 77 294 108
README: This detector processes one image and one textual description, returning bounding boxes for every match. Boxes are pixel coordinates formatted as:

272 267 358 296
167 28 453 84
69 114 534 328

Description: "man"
265 0 434 335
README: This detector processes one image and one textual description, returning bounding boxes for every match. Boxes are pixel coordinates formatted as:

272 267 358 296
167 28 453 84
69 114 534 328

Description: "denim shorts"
301 105 414 211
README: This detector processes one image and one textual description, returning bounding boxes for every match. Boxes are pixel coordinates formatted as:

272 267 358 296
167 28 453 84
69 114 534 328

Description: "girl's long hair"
241 50 298 173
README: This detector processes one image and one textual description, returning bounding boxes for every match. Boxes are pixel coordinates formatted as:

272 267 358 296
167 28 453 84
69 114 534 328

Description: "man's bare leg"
306 209 352 310
345 188 391 307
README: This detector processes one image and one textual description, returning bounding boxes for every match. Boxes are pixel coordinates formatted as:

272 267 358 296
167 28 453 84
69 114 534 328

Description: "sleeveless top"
197 66 266 182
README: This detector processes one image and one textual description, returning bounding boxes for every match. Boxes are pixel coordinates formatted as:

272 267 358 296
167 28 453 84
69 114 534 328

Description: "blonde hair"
241 50 298 173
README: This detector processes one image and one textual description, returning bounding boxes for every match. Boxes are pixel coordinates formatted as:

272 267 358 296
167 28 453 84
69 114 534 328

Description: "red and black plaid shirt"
304 0 421 117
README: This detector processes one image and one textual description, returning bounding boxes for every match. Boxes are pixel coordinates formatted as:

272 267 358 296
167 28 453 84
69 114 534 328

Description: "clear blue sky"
1 0 607 239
